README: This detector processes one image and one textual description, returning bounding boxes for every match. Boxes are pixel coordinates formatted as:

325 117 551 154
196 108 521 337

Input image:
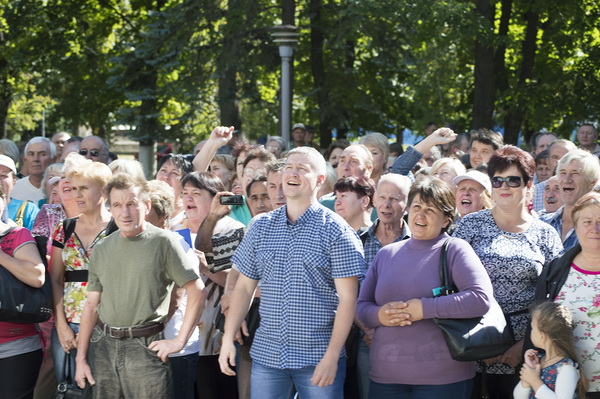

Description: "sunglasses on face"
79 149 101 157
490 176 523 188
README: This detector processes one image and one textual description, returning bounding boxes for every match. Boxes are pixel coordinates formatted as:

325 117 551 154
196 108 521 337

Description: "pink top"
0 227 40 344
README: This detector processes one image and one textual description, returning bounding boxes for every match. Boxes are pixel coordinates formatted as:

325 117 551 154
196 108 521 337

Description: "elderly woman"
534 191 600 397
453 146 563 399
431 157 467 192
0 183 47 398
360 133 390 184
156 154 194 229
333 176 375 233
179 172 245 399
49 161 114 389
357 178 494 398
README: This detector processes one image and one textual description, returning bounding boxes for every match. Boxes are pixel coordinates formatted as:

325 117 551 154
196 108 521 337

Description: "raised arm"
391 128 457 175
192 126 235 172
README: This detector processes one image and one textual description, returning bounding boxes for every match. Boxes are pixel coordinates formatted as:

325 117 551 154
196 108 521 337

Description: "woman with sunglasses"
453 145 563 399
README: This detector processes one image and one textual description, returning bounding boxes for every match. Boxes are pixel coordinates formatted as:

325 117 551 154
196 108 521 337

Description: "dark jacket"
534 244 581 302
524 244 581 352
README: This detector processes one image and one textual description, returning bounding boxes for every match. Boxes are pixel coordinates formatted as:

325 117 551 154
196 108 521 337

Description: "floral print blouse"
555 263 600 392
52 221 109 324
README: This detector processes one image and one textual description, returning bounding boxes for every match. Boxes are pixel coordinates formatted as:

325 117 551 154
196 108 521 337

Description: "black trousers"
0 349 43 399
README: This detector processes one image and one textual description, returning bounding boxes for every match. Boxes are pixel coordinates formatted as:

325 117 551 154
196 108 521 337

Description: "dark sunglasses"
79 149 101 157
490 176 523 188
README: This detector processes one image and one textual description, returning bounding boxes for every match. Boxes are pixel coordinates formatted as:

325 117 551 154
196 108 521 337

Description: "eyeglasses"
266 146 281 152
490 176 523 188
79 149 102 157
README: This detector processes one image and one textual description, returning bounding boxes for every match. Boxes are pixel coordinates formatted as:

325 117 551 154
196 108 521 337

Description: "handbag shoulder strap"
437 237 456 297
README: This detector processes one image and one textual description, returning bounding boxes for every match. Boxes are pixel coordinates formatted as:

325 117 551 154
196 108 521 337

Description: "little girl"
514 302 588 399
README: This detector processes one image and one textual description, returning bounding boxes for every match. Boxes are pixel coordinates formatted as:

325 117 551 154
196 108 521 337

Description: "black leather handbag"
0 227 53 323
52 353 92 399
433 238 514 361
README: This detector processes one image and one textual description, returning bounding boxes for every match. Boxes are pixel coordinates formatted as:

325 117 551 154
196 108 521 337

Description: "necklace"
542 354 561 367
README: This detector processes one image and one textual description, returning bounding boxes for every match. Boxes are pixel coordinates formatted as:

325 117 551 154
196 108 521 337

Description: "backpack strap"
13 201 28 227
52 217 78 249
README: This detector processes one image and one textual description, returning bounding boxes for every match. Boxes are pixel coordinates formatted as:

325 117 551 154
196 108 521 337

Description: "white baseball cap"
453 170 492 193
0 155 17 175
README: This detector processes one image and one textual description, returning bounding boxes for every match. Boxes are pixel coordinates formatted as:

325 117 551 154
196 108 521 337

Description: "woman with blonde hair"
49 160 115 392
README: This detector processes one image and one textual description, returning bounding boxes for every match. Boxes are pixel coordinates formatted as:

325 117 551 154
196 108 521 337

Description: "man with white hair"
540 149 600 252
219 147 364 398
12 137 55 203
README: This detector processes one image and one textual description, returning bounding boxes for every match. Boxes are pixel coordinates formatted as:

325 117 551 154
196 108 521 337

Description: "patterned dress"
555 263 600 392
453 209 563 374
52 221 109 323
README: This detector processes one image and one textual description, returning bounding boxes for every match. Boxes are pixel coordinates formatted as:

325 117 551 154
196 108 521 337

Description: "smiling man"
540 149 600 252
75 175 204 398
219 147 364 398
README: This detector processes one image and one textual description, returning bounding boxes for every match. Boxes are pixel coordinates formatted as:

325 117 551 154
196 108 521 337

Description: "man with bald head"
320 145 374 211
79 136 110 164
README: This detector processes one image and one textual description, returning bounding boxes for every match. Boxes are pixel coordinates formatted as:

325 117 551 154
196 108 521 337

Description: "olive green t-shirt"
88 224 198 327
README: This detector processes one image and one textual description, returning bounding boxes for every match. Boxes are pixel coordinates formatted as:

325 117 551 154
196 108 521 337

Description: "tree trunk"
494 0 513 95
309 0 333 149
471 0 496 131
503 9 539 144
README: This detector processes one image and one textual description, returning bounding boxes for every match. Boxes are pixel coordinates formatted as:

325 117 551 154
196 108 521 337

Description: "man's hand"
377 301 411 326
311 353 338 387
218 340 238 376
75 359 95 389
428 128 457 146
148 339 185 362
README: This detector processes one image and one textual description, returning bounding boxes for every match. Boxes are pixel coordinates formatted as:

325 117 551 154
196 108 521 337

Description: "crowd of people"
0 121 599 399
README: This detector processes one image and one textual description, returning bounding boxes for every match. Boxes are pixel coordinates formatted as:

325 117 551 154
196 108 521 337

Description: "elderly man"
532 139 578 212
219 147 364 398
540 149 600 252
532 132 557 156
79 136 110 164
12 137 55 203
355 173 412 399
576 123 600 157
51 131 71 161
75 175 204 398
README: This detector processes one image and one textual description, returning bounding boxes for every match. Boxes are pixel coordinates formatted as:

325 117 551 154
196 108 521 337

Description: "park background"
1 0 598 155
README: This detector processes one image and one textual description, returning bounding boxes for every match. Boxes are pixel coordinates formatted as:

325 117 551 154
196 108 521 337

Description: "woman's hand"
57 322 77 353
499 340 524 368
377 302 410 326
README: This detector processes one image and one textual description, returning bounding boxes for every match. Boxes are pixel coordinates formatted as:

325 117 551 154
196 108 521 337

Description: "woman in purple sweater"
357 178 494 399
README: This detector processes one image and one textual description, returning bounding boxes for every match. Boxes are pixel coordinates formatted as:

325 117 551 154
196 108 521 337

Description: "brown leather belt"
98 320 164 339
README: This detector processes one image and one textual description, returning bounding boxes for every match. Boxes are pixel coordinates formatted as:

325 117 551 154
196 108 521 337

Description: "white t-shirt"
11 176 44 203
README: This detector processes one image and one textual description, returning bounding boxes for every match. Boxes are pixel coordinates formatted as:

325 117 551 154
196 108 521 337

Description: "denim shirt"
539 206 579 253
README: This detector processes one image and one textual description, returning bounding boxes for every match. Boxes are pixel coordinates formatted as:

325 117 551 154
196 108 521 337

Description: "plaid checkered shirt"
233 203 365 369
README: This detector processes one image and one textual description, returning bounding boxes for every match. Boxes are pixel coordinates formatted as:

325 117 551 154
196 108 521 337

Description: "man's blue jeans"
250 357 346 399
88 325 173 398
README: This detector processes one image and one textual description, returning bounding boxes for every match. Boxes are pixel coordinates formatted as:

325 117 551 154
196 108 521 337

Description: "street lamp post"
271 25 299 145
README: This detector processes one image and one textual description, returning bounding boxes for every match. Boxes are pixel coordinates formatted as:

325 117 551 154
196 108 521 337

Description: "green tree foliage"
0 0 598 148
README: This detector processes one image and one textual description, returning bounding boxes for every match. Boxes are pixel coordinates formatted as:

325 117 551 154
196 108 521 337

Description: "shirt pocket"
256 250 276 283
302 252 331 288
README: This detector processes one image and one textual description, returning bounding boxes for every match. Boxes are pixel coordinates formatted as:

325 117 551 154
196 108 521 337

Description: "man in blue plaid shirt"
219 147 365 398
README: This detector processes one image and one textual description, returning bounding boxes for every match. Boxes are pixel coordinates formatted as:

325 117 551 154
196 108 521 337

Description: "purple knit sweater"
356 233 493 385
